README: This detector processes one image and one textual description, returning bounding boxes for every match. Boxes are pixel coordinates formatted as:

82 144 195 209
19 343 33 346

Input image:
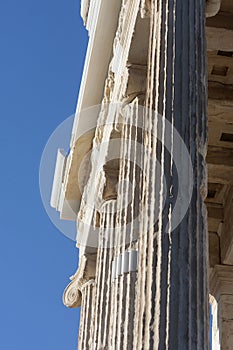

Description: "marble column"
210 265 233 350
133 0 209 349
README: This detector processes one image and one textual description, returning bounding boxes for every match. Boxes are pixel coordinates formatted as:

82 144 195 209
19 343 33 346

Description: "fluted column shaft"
133 1 209 349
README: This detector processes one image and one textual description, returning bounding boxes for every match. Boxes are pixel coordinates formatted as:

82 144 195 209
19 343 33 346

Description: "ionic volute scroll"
63 254 96 308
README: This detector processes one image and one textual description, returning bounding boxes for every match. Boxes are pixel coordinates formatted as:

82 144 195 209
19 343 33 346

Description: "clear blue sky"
0 1 88 349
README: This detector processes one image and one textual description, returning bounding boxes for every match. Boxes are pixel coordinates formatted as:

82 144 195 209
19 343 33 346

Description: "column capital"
63 254 96 308
209 265 233 349
210 264 233 300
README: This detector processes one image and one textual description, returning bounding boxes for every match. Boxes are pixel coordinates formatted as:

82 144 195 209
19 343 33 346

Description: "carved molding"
80 0 90 24
63 254 96 308
140 0 151 18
